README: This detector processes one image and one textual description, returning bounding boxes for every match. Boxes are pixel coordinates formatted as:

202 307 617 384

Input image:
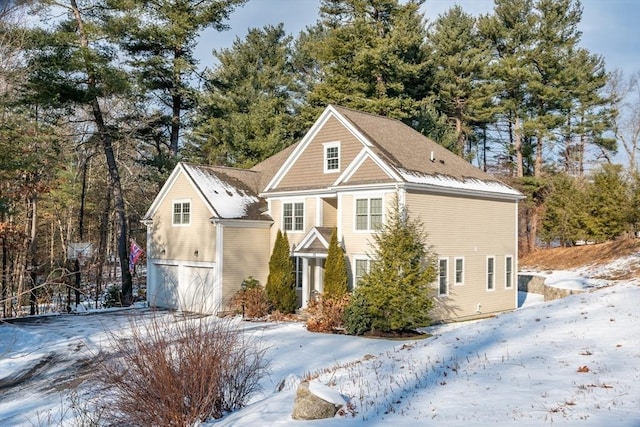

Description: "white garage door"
150 262 218 314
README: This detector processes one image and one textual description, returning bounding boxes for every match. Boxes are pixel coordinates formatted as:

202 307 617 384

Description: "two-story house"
143 105 523 321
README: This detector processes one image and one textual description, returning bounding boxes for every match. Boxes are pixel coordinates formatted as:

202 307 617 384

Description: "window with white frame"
487 256 495 290
172 201 191 225
454 257 464 285
292 256 303 288
355 197 382 231
505 255 513 288
324 142 340 173
438 258 448 296
354 258 370 287
283 202 304 231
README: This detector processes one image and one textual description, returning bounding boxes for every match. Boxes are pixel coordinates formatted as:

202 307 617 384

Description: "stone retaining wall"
518 273 584 302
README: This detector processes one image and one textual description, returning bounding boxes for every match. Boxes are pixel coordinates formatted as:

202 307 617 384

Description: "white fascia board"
143 162 186 220
333 147 402 186
403 182 525 202
264 106 337 192
211 218 273 228
297 228 328 250
260 188 338 198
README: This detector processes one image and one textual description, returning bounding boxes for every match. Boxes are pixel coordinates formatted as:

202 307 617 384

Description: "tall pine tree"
191 24 304 167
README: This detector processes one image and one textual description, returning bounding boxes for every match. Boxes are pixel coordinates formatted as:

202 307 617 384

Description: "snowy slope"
0 267 638 426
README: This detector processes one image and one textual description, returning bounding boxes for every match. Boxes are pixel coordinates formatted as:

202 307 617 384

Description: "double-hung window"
324 142 340 173
487 256 495 290
283 202 304 231
355 198 382 231
454 257 464 285
505 256 513 289
438 258 448 296
354 258 371 287
172 201 191 225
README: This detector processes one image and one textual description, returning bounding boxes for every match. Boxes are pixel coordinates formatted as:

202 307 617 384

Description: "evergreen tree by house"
265 230 296 313
344 196 437 334
191 24 304 167
322 228 348 299
300 0 429 122
539 173 587 246
583 164 629 241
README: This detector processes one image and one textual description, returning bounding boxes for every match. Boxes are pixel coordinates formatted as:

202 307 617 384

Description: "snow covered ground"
0 260 638 426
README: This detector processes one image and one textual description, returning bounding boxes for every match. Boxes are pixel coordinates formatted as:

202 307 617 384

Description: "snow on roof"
399 169 522 197
184 164 260 219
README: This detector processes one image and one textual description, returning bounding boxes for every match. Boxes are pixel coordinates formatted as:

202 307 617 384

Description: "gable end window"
324 142 340 173
283 202 304 231
355 197 382 231
172 201 191 225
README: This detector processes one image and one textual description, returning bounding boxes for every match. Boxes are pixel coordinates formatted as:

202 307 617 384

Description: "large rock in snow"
291 381 346 420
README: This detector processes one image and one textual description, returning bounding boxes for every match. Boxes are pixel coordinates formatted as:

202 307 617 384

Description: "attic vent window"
324 142 340 173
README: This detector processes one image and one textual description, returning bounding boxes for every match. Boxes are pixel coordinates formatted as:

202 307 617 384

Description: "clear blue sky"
196 0 640 78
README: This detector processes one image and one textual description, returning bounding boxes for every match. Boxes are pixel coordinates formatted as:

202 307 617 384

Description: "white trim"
353 195 384 233
212 218 272 228
352 255 371 289
486 255 496 292
296 227 331 251
281 200 305 233
454 256 465 286
143 163 219 221
323 141 341 174
315 196 322 227
403 182 524 202
264 105 380 192
438 257 449 296
505 255 514 289
334 148 402 186
215 223 224 307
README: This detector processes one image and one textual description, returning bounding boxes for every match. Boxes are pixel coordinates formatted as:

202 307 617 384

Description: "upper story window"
355 197 382 231
172 200 191 225
324 142 340 173
283 202 304 231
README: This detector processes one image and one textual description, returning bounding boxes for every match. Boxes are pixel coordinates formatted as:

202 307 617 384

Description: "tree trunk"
170 46 182 156
95 184 112 308
535 130 543 178
514 116 523 177
70 0 132 304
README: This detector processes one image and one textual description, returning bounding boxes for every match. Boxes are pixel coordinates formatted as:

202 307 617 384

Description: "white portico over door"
292 227 334 308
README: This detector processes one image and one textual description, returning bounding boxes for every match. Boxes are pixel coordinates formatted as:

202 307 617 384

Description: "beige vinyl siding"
344 156 392 184
340 192 394 273
269 197 318 250
150 173 216 262
405 190 517 321
276 117 363 190
221 226 271 307
322 198 338 228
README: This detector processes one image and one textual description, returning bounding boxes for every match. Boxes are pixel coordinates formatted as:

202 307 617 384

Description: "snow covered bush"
96 314 268 425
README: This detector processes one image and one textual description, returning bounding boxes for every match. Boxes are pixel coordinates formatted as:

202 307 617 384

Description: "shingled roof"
181 163 270 221
332 106 520 197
